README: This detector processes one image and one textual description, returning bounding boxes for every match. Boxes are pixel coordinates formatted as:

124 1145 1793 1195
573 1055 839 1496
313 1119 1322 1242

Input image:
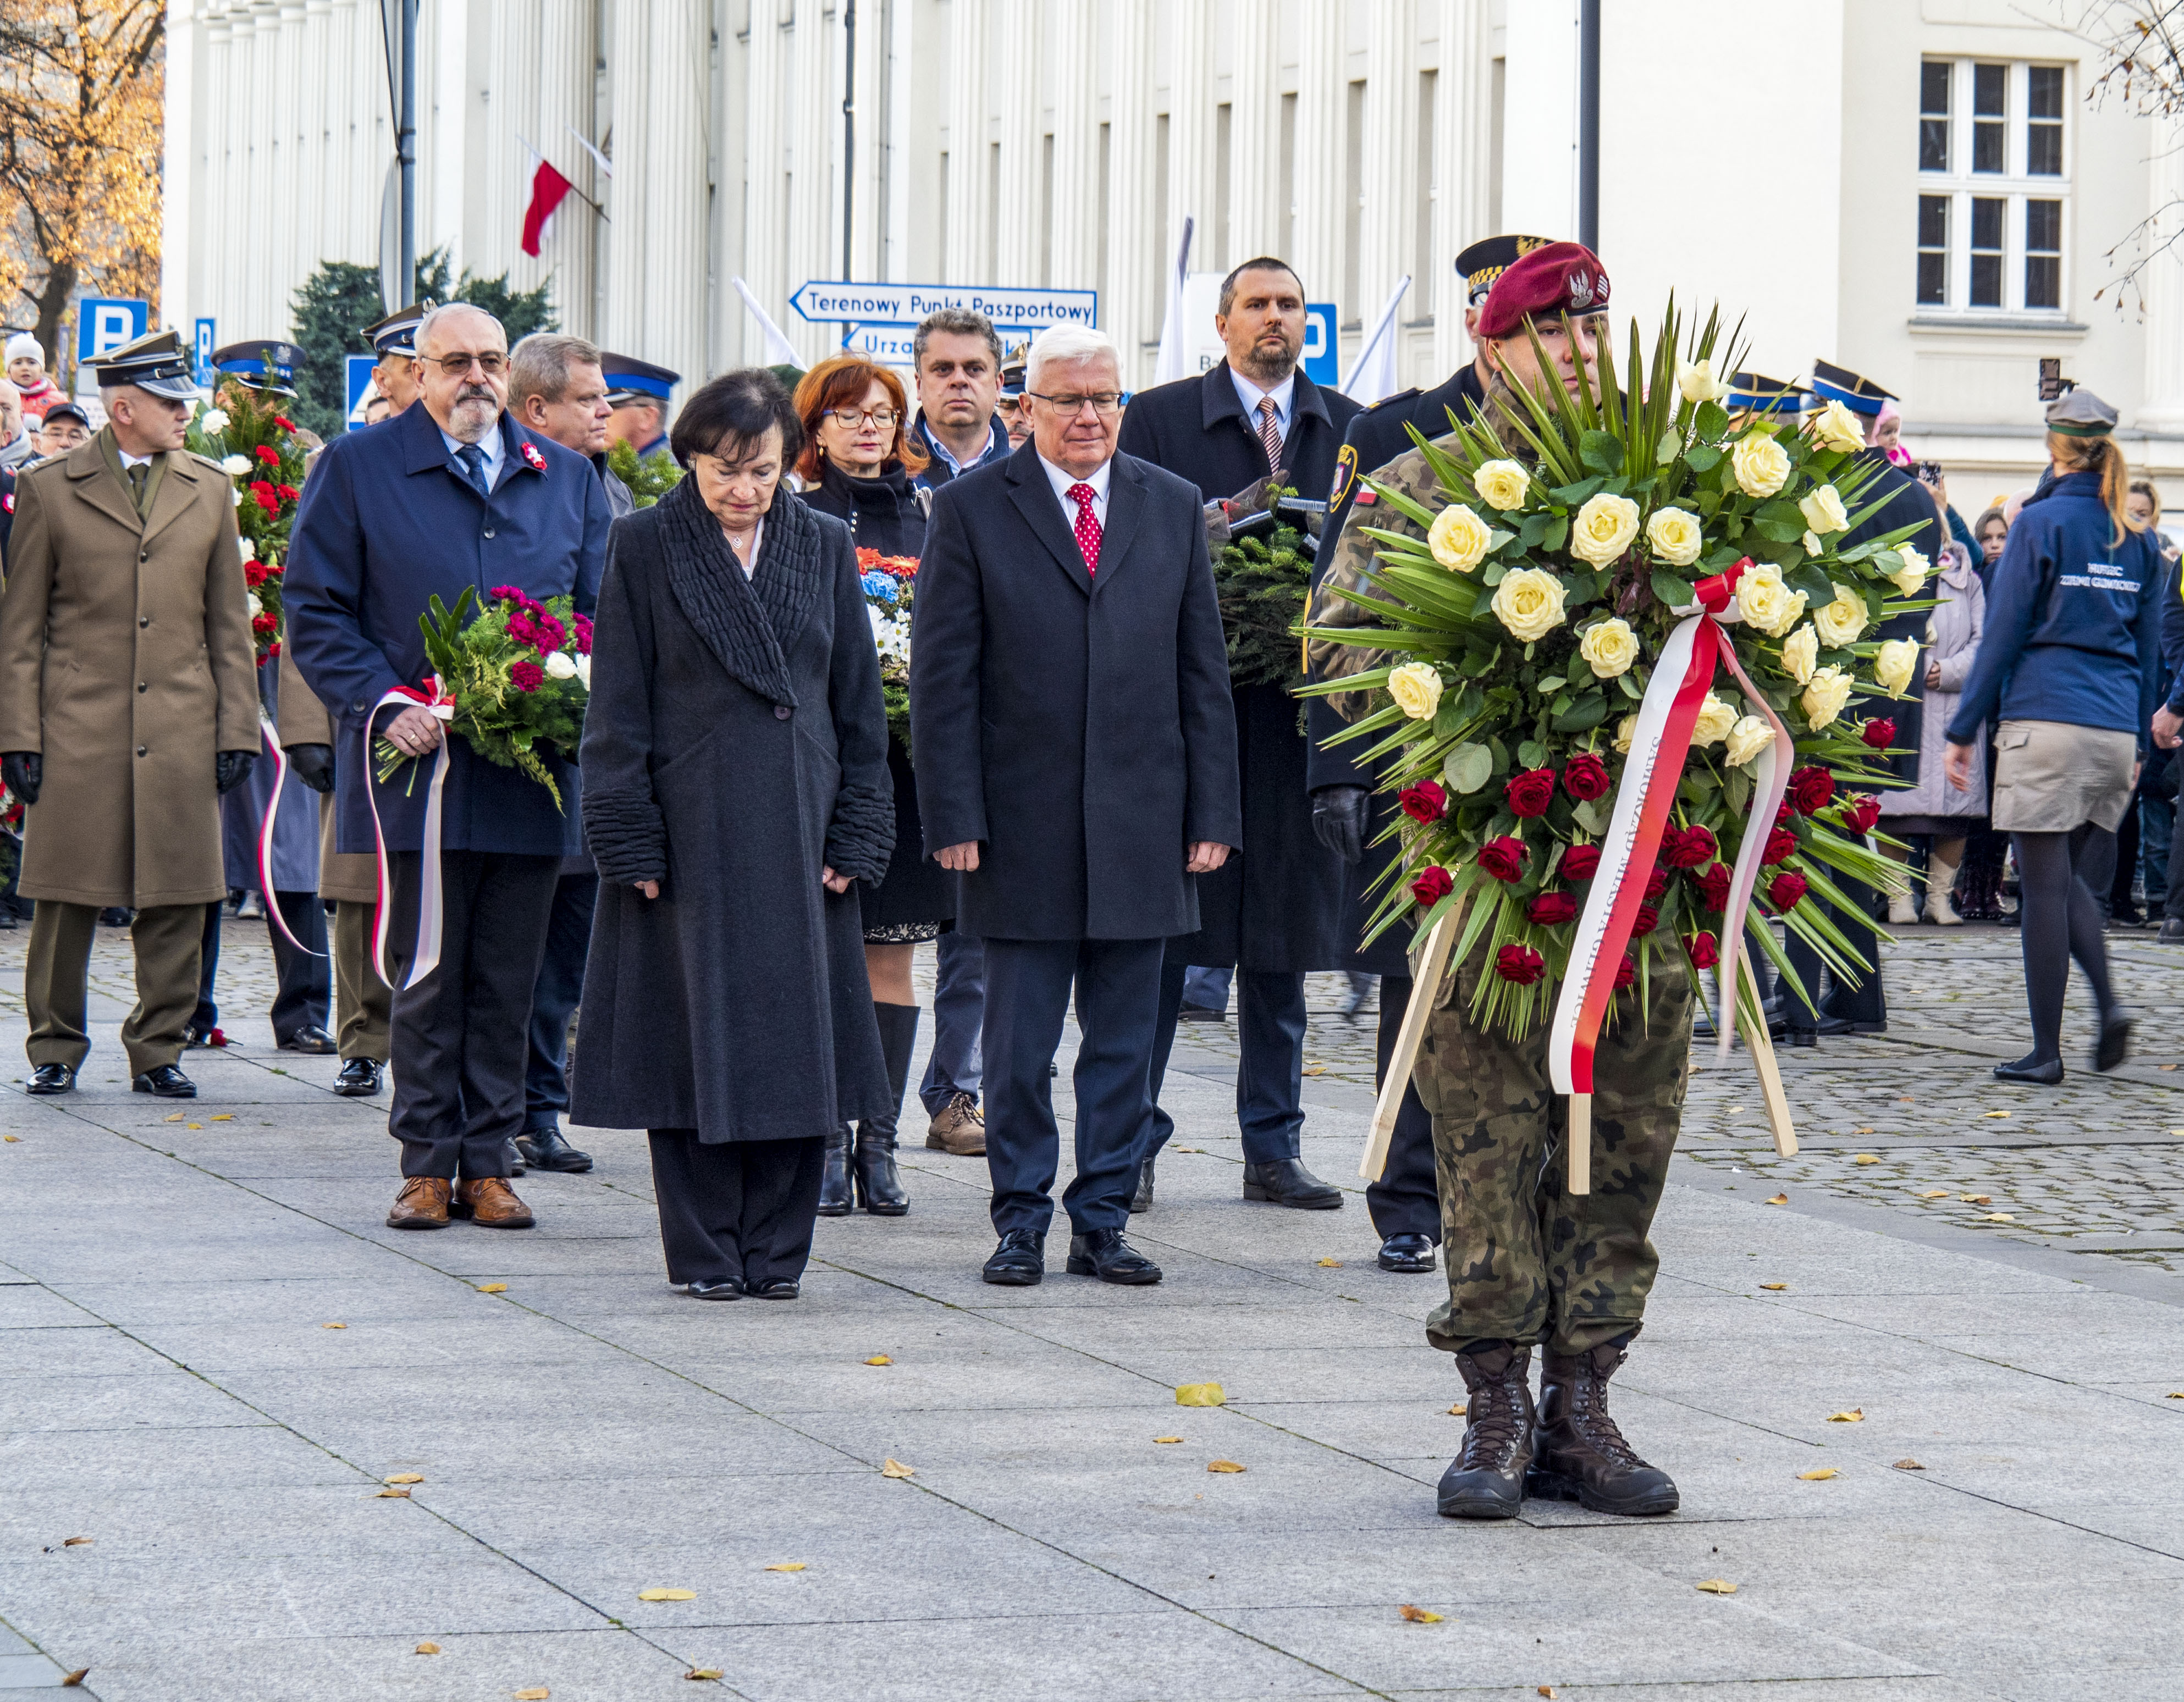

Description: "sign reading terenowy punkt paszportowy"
791 281 1097 335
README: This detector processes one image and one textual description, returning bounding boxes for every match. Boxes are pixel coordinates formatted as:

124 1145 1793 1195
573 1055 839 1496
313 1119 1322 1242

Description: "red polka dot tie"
1067 482 1102 577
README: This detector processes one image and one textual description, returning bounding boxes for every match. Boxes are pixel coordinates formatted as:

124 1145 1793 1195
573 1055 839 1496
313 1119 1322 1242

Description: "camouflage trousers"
1410 955 1694 1358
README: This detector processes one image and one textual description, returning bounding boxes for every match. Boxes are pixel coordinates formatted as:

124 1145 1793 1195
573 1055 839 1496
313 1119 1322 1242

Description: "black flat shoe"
515 1125 594 1173
1129 1157 1155 1214
2095 1009 2134 1074
688 1279 744 1301
983 1229 1045 1286
131 1064 196 1098
1377 1232 1437 1273
279 1026 338 1056
1066 1226 1162 1285
747 1279 800 1300
1242 1157 1344 1209
1785 1029 1818 1049
25 1063 74 1095
1993 1054 2064 1086
333 1058 384 1097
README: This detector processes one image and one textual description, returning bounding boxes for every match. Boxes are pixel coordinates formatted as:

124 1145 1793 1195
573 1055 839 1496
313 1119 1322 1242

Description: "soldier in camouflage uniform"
1308 242 1689 1522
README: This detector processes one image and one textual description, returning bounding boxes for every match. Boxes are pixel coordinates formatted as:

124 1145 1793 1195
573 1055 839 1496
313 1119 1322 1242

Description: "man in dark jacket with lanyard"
1309 235 1545 1272
1118 257 1361 1213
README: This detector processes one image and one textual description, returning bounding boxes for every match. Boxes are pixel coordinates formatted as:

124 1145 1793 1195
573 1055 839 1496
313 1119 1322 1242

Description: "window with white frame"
1915 58 2069 316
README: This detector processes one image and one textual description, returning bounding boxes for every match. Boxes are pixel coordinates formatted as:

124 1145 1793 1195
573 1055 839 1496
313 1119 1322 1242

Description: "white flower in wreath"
1733 562 1806 637
1801 664 1855 730
575 652 592 688
1472 460 1531 511
1579 616 1640 678
545 650 579 680
1889 545 1930 598
1731 430 1791 498
1781 622 1819 684
1569 492 1642 566
236 537 256 563
230 488 242 508
201 408 230 436
1725 714 1773 767
1613 713 1641 754
1645 506 1704 567
222 454 251 477
1491 567 1570 641
1387 661 1444 720
1807 399 1865 454
1803 530 1823 556
1676 358 1734 404
1874 637 1920 696
1692 692 1739 747
1798 484 1850 535
1812 581 1870 648
1427 502 1492 572
246 592 262 618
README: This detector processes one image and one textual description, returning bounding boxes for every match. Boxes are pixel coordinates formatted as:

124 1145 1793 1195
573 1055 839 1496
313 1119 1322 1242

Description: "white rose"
1811 582 1869 648
1801 665 1855 731
1387 661 1444 720
1676 358 1733 404
246 592 262 618
201 408 230 435
575 653 592 688
1569 492 1641 567
1490 567 1570 642
1733 562 1789 631
1427 502 1492 572
222 454 251 476
1692 692 1739 747
1731 431 1791 498
1803 531 1823 557
1472 459 1531 511
1798 484 1850 535
1807 399 1864 454
1579 616 1640 679
236 537 256 562
1645 506 1703 567
1614 714 1640 755
1889 545 1929 598
544 650 578 679
1874 637 1920 696
1725 714 1773 767
1781 622 1819 684
1774 589 1810 634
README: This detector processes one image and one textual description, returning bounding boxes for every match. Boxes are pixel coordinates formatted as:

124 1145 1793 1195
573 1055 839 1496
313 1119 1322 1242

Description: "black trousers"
385 850 558 1180
1781 873 1887 1031
1366 974 1441 1242
191 900 222 1034
648 1129 825 1287
265 889 331 1044
983 935 1164 1239
525 871 597 1129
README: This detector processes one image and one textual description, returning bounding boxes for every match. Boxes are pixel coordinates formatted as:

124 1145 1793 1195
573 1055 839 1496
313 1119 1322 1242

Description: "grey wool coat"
572 478 895 1143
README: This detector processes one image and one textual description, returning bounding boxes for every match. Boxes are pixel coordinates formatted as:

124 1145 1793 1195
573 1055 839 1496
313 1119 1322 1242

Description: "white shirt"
439 423 505 490
1229 367 1297 444
723 516 763 579
117 447 152 471
1038 451 1112 528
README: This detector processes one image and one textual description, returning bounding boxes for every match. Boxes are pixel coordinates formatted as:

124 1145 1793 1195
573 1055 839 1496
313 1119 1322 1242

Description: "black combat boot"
1527 1339 1679 1516
817 1124 853 1217
853 1002 916 1215
1435 1341 1536 1520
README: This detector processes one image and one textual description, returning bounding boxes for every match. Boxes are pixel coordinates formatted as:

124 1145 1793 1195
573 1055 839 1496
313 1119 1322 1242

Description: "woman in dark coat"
793 355 945 1218
575 370 895 1301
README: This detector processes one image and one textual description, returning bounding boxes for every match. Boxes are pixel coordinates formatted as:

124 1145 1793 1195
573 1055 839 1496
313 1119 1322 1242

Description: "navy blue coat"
910 444 1241 941
285 404 612 858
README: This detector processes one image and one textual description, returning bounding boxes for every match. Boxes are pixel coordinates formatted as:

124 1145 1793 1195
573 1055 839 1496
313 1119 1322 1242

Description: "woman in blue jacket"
1945 389 2164 1083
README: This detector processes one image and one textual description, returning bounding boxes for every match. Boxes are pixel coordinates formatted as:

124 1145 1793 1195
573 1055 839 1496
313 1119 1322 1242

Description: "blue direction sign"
792 280 1096 333
345 355 380 427
193 318 217 385
842 325 920 367
75 297 149 364
1302 303 1339 390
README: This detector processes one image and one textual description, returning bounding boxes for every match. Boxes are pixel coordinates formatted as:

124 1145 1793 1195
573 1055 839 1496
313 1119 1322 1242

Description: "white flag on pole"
566 123 613 179
1340 275 1412 405
732 278 801 367
1152 218 1196 388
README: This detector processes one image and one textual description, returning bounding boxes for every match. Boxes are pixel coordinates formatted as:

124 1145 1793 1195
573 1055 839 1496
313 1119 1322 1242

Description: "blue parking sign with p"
345 355 379 427
75 298 148 364
1302 303 1339 389
194 319 216 384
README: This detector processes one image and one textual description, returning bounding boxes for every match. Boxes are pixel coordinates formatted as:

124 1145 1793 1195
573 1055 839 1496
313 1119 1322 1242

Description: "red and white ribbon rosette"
366 677 457 991
1546 557 1799 1192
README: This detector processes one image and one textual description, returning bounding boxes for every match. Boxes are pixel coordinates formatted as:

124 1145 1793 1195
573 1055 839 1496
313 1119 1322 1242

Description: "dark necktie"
126 462 148 517
454 443 489 499
1258 397 1284 473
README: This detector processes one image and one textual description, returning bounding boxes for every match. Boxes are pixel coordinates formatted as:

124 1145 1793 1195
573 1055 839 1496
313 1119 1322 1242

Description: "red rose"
1768 870 1809 911
1505 768 1557 818
1685 930 1720 969
1643 865 1669 900
1786 765 1836 815
1477 836 1528 882
254 444 280 465
1399 780 1448 824
1613 953 1637 991
266 639 282 660
1663 824 1717 869
1862 717 1896 750
242 560 269 588
250 612 277 636
1526 892 1578 926
1694 863 1732 911
1410 865 1455 906
1631 904 1660 937
509 659 545 693
1763 827 1798 866
1562 751 1611 801
1496 943 1547 986
1839 794 1882 835
1560 843 1601 881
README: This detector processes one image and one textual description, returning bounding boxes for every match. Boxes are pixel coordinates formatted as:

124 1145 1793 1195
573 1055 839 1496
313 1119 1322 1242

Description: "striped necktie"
1257 397 1283 473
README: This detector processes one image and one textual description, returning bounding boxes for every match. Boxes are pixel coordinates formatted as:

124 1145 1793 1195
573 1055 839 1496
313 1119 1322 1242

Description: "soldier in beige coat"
0 330 261 1099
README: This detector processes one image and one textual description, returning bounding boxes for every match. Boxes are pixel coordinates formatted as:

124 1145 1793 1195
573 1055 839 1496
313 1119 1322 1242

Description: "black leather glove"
216 750 256 795
1310 784 1369 865
287 743 336 793
1 752 40 806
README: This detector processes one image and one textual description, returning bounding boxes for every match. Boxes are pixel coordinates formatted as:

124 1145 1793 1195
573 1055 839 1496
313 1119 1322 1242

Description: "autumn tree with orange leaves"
0 1 164 379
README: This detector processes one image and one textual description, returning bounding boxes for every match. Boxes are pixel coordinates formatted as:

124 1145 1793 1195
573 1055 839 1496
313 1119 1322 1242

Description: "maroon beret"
1475 242 1611 341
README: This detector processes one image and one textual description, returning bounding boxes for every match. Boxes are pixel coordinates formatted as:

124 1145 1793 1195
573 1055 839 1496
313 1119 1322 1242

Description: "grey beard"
444 396 500 444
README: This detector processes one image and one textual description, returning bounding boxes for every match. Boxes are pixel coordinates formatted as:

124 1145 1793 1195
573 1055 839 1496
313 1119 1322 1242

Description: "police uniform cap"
602 353 680 408
1455 235 1553 306
2045 385 2117 438
1728 371 1810 416
212 340 302 396
1809 358 1898 416
999 339 1029 396
86 328 198 400
364 303 430 358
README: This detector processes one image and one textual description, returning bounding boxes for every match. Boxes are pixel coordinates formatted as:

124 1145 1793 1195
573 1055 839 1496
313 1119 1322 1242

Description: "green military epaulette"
186 451 228 473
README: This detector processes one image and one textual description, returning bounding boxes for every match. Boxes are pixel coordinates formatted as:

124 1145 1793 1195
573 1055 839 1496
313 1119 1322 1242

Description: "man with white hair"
912 324 1241 1287
286 302 613 1232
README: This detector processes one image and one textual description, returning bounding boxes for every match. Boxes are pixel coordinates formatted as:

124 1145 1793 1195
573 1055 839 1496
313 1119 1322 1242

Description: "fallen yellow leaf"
383 1474 424 1485
1173 1146 1203 1153
1724 1104 1744 1114
210 1114 234 1121
1917 1190 1949 1198
1982 1110 2010 1119
880 1457 915 1479
1960 1195 1991 1204
1176 1382 1226 1406
376 1488 411 1499
1206 1459 1247 1473
1828 1408 1864 1423
685 1672 723 1683
415 1642 440 1655
322 1322 346 1329
1759 1283 1788 1291
2164 1065 2179 1073
1897 1095 1914 1102
163 1113 184 1123
1397 1603 1443 1623
1447 1402 1467 1416
1696 1578 1738 1595
638 1588 697 1601
61 1673 87 1689
1540 1689 1557 1699
763 1562 806 1573
2166 1392 2184 1400
1302 1064 1327 1076
185 1123 202 1130
478 1283 508 1294
863 1355 892 1366
1153 1435 1184 1444
2 1135 18 1142
1765 1193 1789 1206
514 1690 550 1700
1852 1153 1879 1165
1981 1213 2016 1223
60 1537 90 1547
1797 1467 1840 1480
1316 1257 1342 1268
1893 1458 1925 1471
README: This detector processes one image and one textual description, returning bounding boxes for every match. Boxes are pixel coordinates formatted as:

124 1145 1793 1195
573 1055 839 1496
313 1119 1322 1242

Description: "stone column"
1356 0 1418 347
1105 0 1155 383
1048 0 1099 295
537 0 599 339
942 0 988 284
1289 0 1343 323
1164 0 1213 282
742 0 788 361
1226 0 1281 268
787 0 837 363
608 0 710 388
2137 115 2184 433
159 0 196 328
1430 0 1492 378
992 0 1041 285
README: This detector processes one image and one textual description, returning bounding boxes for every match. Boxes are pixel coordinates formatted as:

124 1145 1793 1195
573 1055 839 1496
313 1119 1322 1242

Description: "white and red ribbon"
366 678 456 991
255 711 326 957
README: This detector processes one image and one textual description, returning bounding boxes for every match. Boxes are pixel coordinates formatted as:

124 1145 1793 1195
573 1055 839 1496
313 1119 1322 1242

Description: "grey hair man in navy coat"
286 303 613 1234
912 324 1241 1288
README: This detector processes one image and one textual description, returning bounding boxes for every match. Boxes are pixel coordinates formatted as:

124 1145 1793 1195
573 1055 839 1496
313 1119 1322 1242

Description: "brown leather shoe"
451 1176 536 1229
387 1177 453 1230
925 1090 986 1155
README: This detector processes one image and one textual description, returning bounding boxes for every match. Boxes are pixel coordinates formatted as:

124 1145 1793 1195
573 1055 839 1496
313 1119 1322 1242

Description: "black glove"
216 750 256 795
287 744 336 793
1311 784 1369 865
1 752 40 806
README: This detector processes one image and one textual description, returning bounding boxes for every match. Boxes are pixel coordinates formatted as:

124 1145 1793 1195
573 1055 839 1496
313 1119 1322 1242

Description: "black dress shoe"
1785 1029 1818 1049
747 1279 800 1300
1993 1054 2064 1085
2095 1008 2134 1074
1066 1226 1162 1285
515 1125 594 1173
1175 1003 1226 1023
502 1137 525 1178
2160 916 2184 944
983 1229 1045 1286
333 1058 384 1097
688 1278 744 1301
130 1064 196 1098
1129 1157 1155 1214
279 1025 339 1055
1242 1158 1344 1209
1378 1232 1437 1273
25 1062 74 1095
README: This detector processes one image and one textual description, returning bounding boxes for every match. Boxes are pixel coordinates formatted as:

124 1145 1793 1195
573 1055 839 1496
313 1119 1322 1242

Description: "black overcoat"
1116 361 1363 970
910 444 1242 941
572 479 895 1142
1845 450 1946 789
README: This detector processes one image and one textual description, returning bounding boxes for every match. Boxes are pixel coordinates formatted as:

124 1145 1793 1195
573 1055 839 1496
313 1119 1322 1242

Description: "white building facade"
162 0 2184 487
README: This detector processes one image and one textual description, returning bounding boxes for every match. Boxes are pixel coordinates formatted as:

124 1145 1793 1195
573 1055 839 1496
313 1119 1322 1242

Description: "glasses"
430 352 508 377
1028 391 1128 417
823 407 900 430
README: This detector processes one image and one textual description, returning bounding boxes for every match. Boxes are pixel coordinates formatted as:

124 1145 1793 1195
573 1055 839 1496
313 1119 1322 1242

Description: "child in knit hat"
5 335 63 426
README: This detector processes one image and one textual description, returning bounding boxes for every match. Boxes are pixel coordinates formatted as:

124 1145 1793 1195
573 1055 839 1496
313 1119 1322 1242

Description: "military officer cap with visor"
601 353 681 410
1455 235 1552 307
1728 371 1811 417
211 340 302 397
86 328 199 400
1809 358 1898 417
2045 385 2119 438
363 302 430 359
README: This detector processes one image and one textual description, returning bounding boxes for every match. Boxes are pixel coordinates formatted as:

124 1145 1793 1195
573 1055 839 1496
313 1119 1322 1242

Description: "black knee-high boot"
855 1002 916 1215
818 1125 852 1216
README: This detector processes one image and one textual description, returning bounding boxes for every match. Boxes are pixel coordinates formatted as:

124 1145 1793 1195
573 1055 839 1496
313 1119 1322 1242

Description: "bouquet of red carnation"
373 585 593 809
186 367 307 664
